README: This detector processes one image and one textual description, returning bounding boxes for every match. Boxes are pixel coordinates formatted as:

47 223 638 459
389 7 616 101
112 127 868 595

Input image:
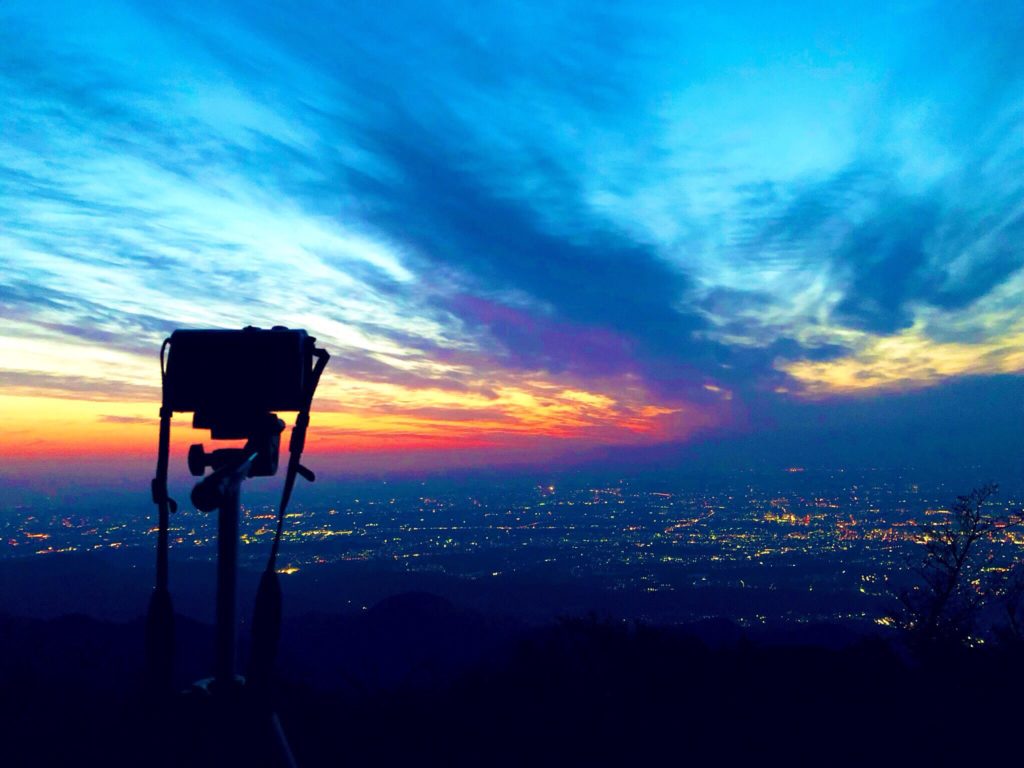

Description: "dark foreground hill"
2 594 1022 767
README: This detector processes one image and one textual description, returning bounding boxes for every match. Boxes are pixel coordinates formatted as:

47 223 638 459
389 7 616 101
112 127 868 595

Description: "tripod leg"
145 585 174 696
269 712 299 768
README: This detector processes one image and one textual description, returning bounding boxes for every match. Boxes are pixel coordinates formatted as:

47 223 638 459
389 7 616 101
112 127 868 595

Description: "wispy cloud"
1 0 1022 467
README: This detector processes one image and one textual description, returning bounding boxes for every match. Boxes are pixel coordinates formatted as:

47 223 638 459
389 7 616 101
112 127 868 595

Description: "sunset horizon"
4 1 1023 480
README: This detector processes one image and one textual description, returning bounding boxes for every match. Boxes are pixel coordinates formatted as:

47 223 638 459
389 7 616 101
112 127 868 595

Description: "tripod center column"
214 480 240 689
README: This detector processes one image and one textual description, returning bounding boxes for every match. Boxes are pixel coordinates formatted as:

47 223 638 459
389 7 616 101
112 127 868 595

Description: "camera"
164 326 313 439
164 326 319 480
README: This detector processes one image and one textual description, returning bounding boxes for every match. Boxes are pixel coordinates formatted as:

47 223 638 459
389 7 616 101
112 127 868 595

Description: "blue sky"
1 0 1022 474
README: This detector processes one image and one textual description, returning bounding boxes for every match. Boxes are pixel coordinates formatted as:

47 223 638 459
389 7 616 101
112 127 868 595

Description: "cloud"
0 371 158 402
2 0 1023 468
97 414 154 425
830 194 939 334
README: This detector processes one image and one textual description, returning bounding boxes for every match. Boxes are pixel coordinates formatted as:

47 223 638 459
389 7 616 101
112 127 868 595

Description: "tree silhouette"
991 560 1024 646
892 484 999 653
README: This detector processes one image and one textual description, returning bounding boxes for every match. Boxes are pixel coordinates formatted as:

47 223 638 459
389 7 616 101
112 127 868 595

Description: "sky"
2 0 1023 481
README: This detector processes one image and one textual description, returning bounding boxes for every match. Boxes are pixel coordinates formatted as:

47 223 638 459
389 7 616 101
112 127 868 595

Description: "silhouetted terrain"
0 548 892 630
2 592 1022 767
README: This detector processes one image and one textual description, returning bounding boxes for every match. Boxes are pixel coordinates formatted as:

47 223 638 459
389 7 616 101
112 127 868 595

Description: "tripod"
144 328 329 767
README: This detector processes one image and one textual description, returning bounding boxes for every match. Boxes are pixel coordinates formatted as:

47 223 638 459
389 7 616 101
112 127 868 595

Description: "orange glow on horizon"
0 319 722 467
0 368 717 464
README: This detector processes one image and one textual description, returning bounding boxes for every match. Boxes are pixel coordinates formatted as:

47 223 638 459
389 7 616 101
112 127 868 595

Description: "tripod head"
188 412 285 512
